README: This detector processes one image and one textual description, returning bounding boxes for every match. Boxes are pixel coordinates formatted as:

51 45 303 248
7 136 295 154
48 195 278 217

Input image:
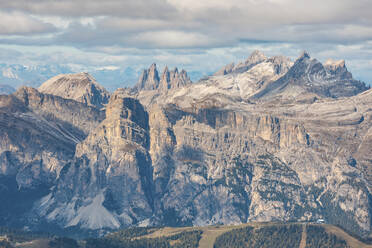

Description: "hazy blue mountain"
0 64 73 89
0 84 15 95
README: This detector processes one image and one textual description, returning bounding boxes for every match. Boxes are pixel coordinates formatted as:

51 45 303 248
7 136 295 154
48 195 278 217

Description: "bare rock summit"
38 72 110 109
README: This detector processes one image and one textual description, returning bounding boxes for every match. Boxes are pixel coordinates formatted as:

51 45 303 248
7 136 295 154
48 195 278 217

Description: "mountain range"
0 64 73 89
0 64 207 93
0 50 371 239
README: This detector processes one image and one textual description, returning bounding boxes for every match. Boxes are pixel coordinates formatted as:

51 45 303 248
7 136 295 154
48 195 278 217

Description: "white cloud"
128 31 225 49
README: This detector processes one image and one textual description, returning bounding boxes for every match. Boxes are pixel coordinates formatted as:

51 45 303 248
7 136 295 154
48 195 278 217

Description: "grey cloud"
0 37 55 46
0 47 23 62
0 0 371 83
0 0 176 18
1 0 372 49
0 11 56 35
81 46 208 56
51 20 232 49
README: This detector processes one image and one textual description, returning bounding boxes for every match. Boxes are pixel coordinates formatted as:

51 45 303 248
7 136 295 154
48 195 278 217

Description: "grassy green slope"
1 223 371 248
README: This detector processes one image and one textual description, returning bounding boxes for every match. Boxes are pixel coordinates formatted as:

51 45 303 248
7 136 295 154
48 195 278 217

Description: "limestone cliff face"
38 72 110 109
0 94 75 188
37 92 154 230
0 87 103 189
136 52 371 236
147 106 312 226
1 51 371 238
13 87 104 135
0 87 105 227
144 97 371 235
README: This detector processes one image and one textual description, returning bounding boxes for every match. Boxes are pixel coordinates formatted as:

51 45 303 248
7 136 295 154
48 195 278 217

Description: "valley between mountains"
0 50 371 239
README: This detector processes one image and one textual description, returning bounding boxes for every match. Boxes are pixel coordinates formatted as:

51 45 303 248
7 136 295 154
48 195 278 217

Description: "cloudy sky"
1 0 372 84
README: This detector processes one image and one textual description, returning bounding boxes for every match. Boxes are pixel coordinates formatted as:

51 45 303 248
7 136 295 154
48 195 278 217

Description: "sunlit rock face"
1 51 371 237
134 51 371 235
37 92 154 230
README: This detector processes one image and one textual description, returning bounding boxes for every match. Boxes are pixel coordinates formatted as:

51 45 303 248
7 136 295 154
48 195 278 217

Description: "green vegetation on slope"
84 228 202 248
213 224 302 248
305 225 349 248
1 223 371 248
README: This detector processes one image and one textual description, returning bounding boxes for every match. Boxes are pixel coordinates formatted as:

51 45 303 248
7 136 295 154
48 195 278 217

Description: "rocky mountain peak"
253 51 368 99
167 67 191 90
38 72 110 109
149 63 156 70
148 63 159 81
160 66 170 89
289 52 321 79
135 64 191 92
214 50 268 76
267 56 293 74
298 50 311 60
213 62 235 76
246 50 267 64
324 58 345 69
134 63 160 91
323 58 351 78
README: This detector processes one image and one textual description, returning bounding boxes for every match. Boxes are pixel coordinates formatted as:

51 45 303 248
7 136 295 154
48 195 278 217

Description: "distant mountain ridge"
253 51 368 99
0 64 73 89
0 63 202 92
0 84 15 95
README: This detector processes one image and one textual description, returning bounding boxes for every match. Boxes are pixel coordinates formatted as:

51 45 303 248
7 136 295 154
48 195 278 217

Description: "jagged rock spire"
159 66 171 91
135 63 160 91
135 64 191 92
246 50 267 64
